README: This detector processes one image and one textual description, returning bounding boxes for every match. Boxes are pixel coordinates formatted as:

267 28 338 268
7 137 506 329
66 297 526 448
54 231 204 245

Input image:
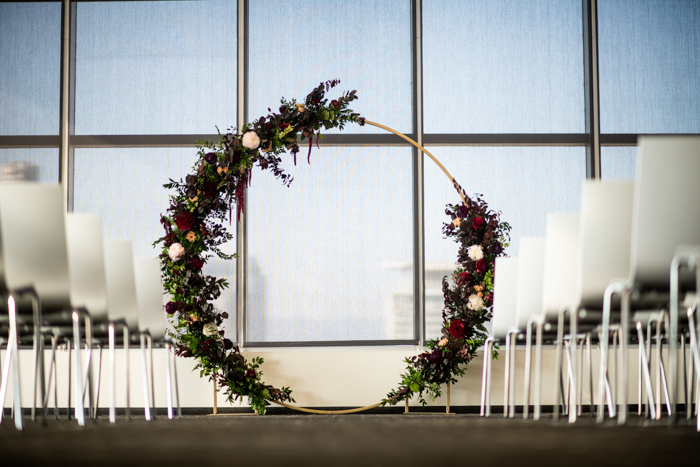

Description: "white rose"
467 294 484 311
168 243 185 262
203 322 218 337
242 131 261 150
468 245 484 261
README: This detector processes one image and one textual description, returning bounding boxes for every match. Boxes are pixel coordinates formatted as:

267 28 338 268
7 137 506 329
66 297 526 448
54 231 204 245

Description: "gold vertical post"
213 380 218 415
405 397 409 414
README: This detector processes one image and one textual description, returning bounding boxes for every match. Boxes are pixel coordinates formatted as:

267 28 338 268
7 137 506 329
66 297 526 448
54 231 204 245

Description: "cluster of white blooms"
168 243 185 261
468 245 484 261
467 294 484 311
203 322 219 337
242 131 261 150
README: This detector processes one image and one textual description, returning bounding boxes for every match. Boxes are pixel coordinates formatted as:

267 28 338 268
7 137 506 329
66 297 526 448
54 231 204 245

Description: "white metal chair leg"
108 324 116 423
637 322 657 420
553 308 567 422
165 343 174 420
534 321 544 420
140 332 152 421
523 319 537 419
0 296 24 430
148 335 156 419
43 335 58 420
480 337 494 417
93 344 102 419
72 311 85 426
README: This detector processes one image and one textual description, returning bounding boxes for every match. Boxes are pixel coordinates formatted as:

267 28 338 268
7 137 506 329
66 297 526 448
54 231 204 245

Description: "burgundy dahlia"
165 301 177 315
202 182 217 198
475 259 487 273
175 212 196 231
449 320 468 340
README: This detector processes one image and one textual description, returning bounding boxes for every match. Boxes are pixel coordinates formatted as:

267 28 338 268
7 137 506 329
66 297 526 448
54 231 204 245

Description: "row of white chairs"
0 183 180 431
481 135 700 429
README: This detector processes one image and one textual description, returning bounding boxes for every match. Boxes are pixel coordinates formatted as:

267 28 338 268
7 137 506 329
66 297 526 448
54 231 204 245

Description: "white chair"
103 239 141 423
64 213 111 420
599 135 700 424
0 183 86 430
133 257 181 420
480 256 519 418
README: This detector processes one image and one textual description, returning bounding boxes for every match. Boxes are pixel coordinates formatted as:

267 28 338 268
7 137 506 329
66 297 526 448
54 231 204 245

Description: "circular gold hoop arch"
253 120 464 415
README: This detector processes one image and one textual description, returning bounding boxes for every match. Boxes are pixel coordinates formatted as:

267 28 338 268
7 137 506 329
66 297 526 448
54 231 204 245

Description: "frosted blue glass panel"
73 148 236 333
248 0 412 135
0 2 61 135
601 146 636 180
0 148 59 183
246 147 414 342
599 0 700 133
75 1 237 135
423 147 585 337
423 0 584 133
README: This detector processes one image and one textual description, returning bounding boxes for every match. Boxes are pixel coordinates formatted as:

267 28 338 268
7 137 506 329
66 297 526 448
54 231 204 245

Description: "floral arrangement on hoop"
384 186 511 406
155 80 365 414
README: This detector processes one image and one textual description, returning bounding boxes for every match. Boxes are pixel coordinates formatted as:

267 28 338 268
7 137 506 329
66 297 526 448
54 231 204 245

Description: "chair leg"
72 311 85 426
148 335 156 420
124 326 131 422
171 345 182 419
554 307 567 422
480 337 494 417
534 321 544 421
140 333 152 421
485 339 494 417
66 338 72 421
586 333 594 416
568 309 578 423
617 288 631 425
0 296 24 430
165 343 174 420
108 324 117 423
93 344 102 419
523 319 536 419
43 335 57 420
504 332 512 418
636 322 657 419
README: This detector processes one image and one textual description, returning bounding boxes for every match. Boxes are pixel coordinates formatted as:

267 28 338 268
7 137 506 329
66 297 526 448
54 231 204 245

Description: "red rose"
457 271 470 285
280 123 290 130
475 259 487 273
331 100 340 108
245 369 256 379
175 212 196 231
449 320 468 340
191 258 204 270
472 217 486 230
202 183 217 198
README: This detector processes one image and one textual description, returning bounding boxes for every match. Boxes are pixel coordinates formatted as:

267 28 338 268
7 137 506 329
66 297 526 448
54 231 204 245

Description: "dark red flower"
202 183 217 198
204 152 217 164
246 369 256 379
191 258 204 270
449 320 468 340
223 338 234 350
279 105 286 113
457 271 470 285
457 205 470 218
492 241 503 255
165 301 177 315
280 123 290 130
485 293 493 303
475 259 487 273
472 217 486 230
331 100 340 108
175 212 196 231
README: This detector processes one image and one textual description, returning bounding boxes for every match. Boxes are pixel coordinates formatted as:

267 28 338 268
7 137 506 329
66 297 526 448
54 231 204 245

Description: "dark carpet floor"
1 413 697 466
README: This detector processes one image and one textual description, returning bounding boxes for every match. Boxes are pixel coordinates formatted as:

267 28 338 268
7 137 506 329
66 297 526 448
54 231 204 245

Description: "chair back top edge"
630 136 700 289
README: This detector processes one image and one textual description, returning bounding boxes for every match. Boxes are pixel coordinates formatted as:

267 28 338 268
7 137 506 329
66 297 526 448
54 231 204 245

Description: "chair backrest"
631 136 700 289
515 237 547 327
133 257 166 341
492 256 519 340
65 213 109 322
103 239 139 332
541 214 579 322
0 183 72 313
576 180 635 308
